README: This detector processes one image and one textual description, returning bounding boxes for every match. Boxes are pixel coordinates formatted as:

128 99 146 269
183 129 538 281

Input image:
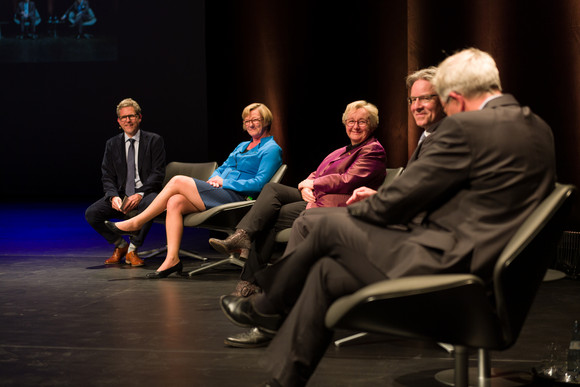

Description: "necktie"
125 139 136 196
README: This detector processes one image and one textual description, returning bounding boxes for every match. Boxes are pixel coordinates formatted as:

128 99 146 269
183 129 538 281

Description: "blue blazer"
101 130 166 199
210 136 283 198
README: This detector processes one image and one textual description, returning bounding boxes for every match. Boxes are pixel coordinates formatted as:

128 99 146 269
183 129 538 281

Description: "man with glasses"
220 49 556 387
406 66 446 153
85 98 166 266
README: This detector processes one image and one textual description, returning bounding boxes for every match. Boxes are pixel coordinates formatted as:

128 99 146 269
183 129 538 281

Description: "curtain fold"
207 0 580 226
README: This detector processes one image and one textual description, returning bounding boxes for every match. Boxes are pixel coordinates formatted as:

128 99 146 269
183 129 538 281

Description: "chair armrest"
183 200 256 231
326 274 481 327
325 274 503 348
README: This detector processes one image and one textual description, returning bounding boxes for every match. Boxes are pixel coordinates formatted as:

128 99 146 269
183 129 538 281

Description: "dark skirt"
193 178 246 209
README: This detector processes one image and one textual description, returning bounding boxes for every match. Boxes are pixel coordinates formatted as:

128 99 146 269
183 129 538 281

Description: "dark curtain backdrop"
0 0 208 200
206 0 580 228
1 0 579 228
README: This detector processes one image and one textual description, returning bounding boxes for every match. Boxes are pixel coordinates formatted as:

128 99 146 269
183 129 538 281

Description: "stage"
0 202 579 386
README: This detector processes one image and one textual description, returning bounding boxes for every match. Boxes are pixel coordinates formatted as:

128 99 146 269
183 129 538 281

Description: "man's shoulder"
139 130 164 140
105 132 124 144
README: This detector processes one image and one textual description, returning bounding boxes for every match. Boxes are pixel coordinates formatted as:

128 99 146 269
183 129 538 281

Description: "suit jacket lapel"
137 130 146 174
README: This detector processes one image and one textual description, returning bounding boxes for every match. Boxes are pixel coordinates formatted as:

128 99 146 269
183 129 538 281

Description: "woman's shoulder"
358 137 386 154
364 137 384 148
260 136 283 151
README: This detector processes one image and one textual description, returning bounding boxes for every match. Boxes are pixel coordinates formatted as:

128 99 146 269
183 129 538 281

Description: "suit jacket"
307 137 386 208
101 130 166 200
17 1 36 16
408 120 443 164
348 94 556 281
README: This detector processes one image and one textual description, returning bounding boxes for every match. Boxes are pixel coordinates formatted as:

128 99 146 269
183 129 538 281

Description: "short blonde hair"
242 103 273 130
342 100 379 130
116 98 142 116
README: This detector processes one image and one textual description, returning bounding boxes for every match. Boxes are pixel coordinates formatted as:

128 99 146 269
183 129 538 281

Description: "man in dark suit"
85 98 166 266
407 66 446 161
220 48 557 387
16 0 38 39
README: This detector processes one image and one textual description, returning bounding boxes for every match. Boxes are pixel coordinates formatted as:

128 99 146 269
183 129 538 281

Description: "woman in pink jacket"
210 100 387 298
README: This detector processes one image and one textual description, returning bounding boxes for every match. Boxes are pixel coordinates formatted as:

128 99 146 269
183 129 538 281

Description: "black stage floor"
1 202 579 386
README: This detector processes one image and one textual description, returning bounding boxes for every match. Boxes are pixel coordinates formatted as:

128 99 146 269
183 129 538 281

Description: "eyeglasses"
345 119 369 128
243 118 263 126
407 94 438 105
119 114 139 121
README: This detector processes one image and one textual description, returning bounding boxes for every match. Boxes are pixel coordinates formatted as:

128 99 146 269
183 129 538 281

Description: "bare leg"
115 176 206 231
155 194 198 272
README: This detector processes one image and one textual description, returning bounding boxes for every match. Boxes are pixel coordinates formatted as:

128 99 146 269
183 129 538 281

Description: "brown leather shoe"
209 229 251 258
125 251 145 267
105 245 129 264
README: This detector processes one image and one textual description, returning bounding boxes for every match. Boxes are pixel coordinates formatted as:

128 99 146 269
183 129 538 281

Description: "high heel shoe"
209 229 251 258
146 261 183 279
105 220 141 238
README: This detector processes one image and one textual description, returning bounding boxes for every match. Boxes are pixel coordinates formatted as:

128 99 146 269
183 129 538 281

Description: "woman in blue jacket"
107 103 283 278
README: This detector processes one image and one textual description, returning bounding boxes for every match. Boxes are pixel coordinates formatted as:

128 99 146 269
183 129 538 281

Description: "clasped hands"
112 194 142 214
298 179 315 203
207 176 223 188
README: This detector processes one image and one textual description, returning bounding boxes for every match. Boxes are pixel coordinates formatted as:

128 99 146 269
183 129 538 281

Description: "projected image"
0 0 118 62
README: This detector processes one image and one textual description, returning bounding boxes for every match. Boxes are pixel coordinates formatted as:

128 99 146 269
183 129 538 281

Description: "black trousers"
254 207 391 386
85 192 157 247
237 182 307 283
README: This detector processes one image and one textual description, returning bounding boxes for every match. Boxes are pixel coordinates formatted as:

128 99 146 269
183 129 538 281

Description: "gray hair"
433 48 502 102
406 66 438 89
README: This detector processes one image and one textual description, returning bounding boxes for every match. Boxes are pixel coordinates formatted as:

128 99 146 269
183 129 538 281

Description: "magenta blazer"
306 137 386 209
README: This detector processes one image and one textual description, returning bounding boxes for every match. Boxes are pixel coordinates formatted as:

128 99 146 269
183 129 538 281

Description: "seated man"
61 0 95 39
16 0 38 39
219 48 557 387
85 98 166 267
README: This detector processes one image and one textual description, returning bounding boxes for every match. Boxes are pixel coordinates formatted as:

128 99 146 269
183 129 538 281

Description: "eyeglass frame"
407 94 438 105
119 114 140 121
345 119 370 128
243 118 263 126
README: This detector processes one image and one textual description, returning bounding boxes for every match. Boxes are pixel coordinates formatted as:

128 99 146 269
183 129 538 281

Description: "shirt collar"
124 130 141 143
479 94 503 110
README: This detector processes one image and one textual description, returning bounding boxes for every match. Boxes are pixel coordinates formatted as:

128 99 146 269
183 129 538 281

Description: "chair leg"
333 332 368 347
438 342 455 354
454 345 469 387
436 347 531 386
138 246 208 261
478 348 491 382
188 253 245 276
178 248 209 261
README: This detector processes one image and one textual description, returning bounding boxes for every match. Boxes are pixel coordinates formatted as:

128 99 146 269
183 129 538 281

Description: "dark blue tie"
125 138 136 196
